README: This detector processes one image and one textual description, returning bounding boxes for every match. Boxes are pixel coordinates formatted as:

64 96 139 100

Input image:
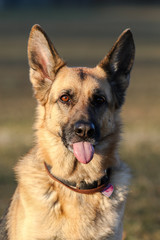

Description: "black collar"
44 162 112 194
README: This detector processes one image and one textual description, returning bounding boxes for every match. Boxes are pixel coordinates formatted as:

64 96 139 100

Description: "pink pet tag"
101 184 114 198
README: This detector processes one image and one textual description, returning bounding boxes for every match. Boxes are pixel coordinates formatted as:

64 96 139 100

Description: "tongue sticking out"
73 142 94 164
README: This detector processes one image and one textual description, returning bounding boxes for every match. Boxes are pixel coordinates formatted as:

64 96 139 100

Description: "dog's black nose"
74 121 95 139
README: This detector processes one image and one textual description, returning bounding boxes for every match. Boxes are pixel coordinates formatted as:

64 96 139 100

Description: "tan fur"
4 25 135 240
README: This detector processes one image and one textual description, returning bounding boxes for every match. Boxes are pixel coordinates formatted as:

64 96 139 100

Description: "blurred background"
0 1 160 239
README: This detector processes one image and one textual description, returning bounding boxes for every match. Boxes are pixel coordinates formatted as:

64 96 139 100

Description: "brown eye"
60 95 70 103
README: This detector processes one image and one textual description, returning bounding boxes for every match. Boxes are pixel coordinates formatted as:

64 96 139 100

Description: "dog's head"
28 25 135 174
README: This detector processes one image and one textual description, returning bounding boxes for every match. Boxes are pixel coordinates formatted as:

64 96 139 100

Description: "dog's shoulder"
111 161 131 202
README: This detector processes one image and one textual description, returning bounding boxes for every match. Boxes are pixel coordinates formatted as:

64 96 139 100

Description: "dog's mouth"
68 142 95 164
72 142 95 164
61 120 98 164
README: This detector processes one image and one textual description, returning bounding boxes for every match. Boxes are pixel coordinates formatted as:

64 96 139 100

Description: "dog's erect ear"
28 24 65 105
98 29 135 108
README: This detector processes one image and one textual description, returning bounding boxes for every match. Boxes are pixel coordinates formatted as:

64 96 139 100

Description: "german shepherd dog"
0 25 135 240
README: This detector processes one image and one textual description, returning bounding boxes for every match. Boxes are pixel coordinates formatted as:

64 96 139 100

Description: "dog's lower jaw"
36 127 118 184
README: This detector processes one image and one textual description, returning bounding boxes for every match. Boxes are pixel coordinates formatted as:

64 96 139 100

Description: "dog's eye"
60 95 70 103
92 95 106 106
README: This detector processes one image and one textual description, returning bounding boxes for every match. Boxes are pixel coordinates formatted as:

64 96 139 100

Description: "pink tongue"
73 142 94 164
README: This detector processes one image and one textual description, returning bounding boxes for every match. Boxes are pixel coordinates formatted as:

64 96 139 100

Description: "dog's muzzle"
61 120 99 164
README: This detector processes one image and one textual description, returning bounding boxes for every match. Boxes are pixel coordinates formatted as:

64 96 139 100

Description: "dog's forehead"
53 66 112 100
57 66 102 82
68 66 106 81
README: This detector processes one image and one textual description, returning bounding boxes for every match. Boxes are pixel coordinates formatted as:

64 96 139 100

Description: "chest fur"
20 188 124 240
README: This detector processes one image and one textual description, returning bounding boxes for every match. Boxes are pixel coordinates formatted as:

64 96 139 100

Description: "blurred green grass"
0 5 160 240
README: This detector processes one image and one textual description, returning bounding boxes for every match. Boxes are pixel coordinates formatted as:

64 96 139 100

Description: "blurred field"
0 5 160 240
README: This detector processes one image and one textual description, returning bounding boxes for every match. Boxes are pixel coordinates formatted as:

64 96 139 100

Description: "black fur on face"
61 116 100 150
108 73 130 109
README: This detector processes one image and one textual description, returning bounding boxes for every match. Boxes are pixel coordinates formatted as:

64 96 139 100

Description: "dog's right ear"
28 24 65 105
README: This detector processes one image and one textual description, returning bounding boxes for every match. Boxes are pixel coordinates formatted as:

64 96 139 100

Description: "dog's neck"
44 161 113 195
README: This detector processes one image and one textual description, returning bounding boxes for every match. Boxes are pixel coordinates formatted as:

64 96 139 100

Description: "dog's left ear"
98 29 135 108
28 24 65 105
